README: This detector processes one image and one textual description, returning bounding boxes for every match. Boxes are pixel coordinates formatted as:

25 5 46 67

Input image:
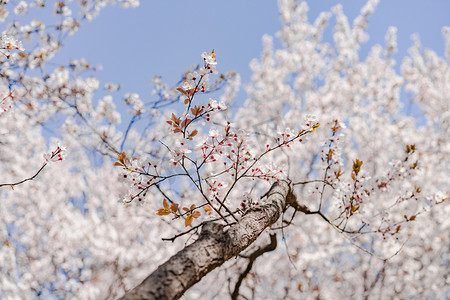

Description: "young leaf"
192 210 201 218
177 87 189 98
170 203 179 213
156 208 171 216
117 152 127 165
204 204 212 214
187 88 199 96
188 129 198 140
171 113 180 125
312 123 320 131
185 214 193 227
352 159 363 176
163 198 169 210
180 119 191 129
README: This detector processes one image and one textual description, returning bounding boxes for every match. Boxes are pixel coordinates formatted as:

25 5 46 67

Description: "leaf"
190 204 196 210
335 169 343 178
180 119 191 129
185 214 194 227
113 162 123 167
311 123 320 131
188 129 198 140
331 123 341 134
177 87 190 98
163 198 169 210
170 203 179 213
409 215 416 221
406 144 416 154
171 113 181 126
117 152 127 165
190 106 204 116
184 98 189 104
183 207 190 212
204 205 212 214
187 88 199 96
192 210 201 218
352 159 363 176
156 208 171 216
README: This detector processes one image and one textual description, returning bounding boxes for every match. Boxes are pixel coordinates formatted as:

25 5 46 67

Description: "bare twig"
231 234 277 300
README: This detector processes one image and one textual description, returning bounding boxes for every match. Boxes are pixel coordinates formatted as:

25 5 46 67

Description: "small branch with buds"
0 146 65 190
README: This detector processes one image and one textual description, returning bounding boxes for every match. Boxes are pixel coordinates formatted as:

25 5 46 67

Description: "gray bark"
121 180 296 300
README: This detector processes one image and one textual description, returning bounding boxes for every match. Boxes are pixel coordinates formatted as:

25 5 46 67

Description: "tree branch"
121 180 295 300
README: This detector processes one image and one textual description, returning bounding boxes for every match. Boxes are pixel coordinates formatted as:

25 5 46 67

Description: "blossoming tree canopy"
1 0 449 299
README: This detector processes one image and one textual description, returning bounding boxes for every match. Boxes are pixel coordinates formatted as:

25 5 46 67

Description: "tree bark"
121 180 296 300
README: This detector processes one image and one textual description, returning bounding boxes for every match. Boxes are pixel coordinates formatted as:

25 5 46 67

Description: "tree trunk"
121 180 296 300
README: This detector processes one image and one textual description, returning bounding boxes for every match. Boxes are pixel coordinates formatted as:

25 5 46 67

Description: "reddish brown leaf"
187 87 200 96
177 87 189 97
170 203 179 213
189 129 198 138
171 113 180 125
180 119 191 129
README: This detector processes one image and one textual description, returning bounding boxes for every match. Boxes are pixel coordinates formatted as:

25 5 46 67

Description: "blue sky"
51 0 449 106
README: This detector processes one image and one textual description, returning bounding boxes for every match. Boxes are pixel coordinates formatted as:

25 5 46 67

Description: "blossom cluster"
0 1 448 299
43 145 66 163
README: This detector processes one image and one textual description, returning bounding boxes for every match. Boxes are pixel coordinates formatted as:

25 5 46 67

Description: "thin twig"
231 234 277 300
